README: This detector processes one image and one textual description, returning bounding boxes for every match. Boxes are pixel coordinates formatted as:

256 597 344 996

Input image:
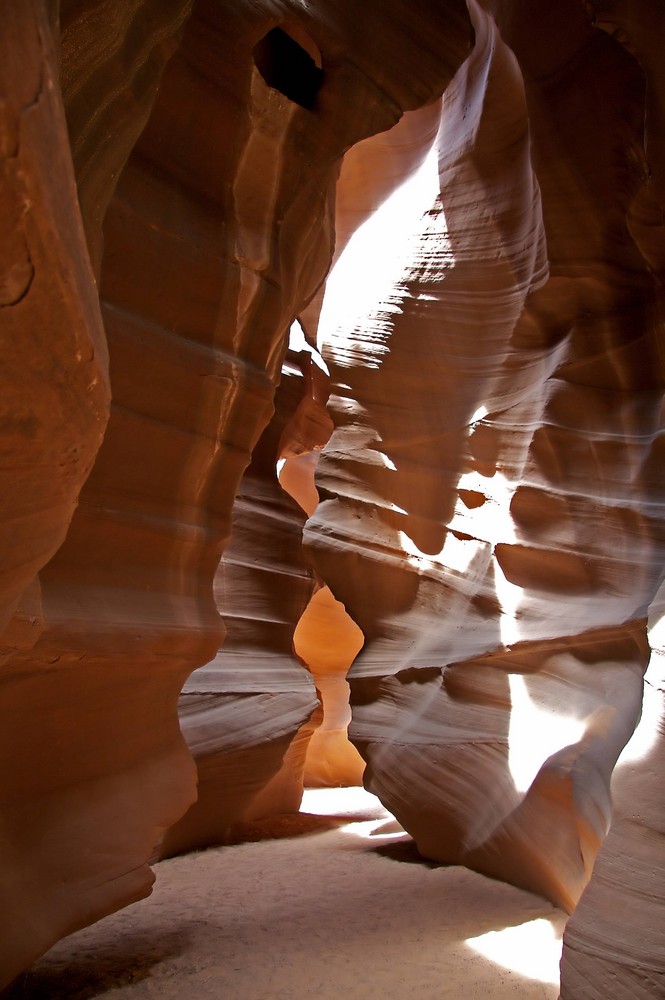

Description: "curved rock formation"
560 582 665 998
0 1 111 648
296 584 365 787
161 346 322 857
305 0 665 926
556 5 665 993
0 0 472 988
2 1 665 996
279 332 365 789
0 2 193 984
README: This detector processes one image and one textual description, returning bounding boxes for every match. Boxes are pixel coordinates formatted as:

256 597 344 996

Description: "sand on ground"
8 788 566 1000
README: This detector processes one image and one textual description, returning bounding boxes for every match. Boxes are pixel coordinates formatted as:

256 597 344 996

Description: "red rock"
2 2 664 997
305 2 665 992
160 351 322 856
0 0 471 987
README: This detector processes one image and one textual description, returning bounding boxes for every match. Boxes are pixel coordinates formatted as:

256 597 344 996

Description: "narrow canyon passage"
7 789 565 1000
2 4 665 999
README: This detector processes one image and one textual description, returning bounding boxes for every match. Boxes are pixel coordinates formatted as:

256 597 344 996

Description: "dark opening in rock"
253 27 323 109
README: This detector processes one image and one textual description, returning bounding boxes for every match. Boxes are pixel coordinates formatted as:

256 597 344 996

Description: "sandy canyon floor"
8 789 566 999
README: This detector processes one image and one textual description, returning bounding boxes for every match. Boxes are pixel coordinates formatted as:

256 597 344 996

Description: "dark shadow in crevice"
253 28 323 109
370 838 446 868
228 810 379 844
4 930 187 1000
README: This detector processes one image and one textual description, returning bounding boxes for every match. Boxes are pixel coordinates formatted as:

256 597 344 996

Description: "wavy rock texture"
0 0 472 989
0 1 111 648
305 0 665 936
161 349 322 857
561 583 665 998
3 0 665 996
279 337 366 788
555 5 665 995
0 1 192 987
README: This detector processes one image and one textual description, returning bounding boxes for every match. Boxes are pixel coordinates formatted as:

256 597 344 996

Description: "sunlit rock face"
296 584 366 787
305 0 665 969
280 330 366 789
164 331 365 849
0 0 472 989
561 583 665 998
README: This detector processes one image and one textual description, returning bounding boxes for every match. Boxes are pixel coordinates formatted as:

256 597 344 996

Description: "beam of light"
466 917 563 985
317 140 453 357
616 629 664 766
300 786 388 819
394 469 519 581
300 787 407 842
439 531 485 574
451 470 519 554
508 675 586 793
289 319 330 375
493 562 522 648
338 818 407 840
398 529 485 576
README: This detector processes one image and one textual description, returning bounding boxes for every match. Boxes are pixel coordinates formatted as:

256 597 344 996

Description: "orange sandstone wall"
2 1 665 996
161 349 323 856
305 2 665 994
0 0 472 988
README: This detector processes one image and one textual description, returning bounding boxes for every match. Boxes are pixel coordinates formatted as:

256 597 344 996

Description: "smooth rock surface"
162 350 321 856
304 0 665 956
2 2 665 998
0 0 472 988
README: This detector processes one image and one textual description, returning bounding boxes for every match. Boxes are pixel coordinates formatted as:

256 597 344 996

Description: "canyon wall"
304 0 665 992
0 1 663 997
0 0 472 989
160 344 324 857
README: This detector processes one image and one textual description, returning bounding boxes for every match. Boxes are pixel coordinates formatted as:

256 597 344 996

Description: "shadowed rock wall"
160 347 323 857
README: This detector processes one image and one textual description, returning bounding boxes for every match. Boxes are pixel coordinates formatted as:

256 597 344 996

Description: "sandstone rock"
278 335 365 789
296 584 365 788
3 1 664 997
560 585 665 998
161 351 320 856
305 0 665 925
0 0 472 987
0 1 110 646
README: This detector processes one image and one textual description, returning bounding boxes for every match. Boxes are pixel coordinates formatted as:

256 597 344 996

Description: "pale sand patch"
10 789 565 999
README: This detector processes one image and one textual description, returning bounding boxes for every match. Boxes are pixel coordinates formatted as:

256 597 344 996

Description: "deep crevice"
253 27 323 110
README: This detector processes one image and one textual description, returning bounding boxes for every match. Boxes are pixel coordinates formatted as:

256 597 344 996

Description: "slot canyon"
1 1 664 997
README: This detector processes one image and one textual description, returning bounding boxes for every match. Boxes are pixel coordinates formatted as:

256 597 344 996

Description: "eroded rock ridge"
0 2 663 998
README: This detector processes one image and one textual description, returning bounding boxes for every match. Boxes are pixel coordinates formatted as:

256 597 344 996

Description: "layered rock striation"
161 344 324 857
0 0 472 988
305 2 665 993
1 1 664 997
